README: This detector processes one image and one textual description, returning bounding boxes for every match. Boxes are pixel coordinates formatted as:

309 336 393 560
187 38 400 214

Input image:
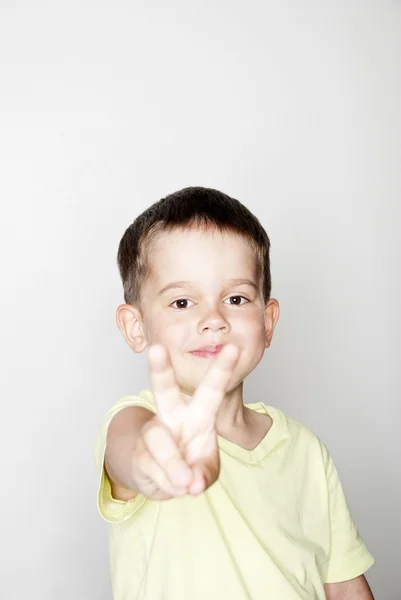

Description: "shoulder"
285 409 330 459
103 389 157 419
262 403 324 443
94 389 156 474
252 402 329 463
95 389 157 447
284 410 324 447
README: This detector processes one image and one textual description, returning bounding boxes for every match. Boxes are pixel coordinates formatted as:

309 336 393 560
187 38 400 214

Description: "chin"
177 370 210 395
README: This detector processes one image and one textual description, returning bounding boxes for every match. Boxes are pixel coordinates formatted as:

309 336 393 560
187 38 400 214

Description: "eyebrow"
157 278 259 296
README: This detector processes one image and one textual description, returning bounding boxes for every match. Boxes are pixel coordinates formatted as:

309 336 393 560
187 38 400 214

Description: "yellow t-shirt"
94 390 374 600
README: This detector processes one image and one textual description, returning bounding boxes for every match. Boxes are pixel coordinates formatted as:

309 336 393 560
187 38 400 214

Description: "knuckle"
142 422 166 448
141 416 160 434
141 419 163 441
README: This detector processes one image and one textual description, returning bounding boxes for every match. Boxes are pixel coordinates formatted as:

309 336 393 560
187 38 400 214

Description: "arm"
324 574 375 600
104 406 154 500
104 344 240 506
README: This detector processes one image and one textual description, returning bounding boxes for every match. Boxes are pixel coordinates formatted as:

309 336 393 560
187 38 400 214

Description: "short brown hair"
117 186 272 309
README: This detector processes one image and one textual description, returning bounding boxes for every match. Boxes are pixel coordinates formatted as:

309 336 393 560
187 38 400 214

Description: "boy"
94 186 375 599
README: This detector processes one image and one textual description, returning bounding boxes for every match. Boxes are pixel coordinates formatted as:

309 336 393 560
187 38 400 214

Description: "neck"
180 381 250 431
215 382 250 432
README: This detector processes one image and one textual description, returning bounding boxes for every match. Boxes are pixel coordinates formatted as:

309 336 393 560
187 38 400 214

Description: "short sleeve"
320 442 375 583
94 389 156 524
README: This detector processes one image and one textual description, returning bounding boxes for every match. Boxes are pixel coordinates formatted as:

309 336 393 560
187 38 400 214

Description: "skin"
117 227 280 444
115 226 374 599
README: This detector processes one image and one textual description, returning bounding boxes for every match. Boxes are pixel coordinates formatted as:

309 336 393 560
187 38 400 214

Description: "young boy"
94 186 375 599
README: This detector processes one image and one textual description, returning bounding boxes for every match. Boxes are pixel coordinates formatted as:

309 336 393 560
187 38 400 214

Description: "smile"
189 348 223 358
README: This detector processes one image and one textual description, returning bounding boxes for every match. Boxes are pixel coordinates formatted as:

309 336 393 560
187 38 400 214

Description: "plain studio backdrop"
0 1 400 599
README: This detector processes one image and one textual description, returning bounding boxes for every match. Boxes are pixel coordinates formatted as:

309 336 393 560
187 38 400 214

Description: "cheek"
154 320 191 349
150 308 265 348
237 309 265 335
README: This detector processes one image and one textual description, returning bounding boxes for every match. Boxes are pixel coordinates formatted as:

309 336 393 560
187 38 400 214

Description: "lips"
191 344 224 353
189 344 225 358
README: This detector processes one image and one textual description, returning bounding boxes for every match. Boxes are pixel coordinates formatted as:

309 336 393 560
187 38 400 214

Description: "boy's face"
118 227 279 399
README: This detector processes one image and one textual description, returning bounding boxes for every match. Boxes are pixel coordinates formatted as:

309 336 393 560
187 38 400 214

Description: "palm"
147 343 240 495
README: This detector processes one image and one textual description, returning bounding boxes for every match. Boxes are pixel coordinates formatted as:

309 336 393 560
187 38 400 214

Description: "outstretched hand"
131 343 240 500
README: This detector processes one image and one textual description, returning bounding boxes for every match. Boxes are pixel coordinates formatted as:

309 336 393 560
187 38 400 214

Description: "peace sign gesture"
131 343 240 500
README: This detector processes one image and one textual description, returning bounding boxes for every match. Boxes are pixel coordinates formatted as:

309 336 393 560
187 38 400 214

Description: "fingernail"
190 474 205 495
190 483 204 495
170 462 191 486
225 344 240 360
148 345 165 361
176 471 191 487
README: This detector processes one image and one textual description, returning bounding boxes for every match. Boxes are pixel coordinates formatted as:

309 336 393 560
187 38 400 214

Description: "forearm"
104 406 154 491
324 574 374 600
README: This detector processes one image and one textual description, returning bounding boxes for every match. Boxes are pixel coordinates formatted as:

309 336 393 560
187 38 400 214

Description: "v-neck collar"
217 403 291 464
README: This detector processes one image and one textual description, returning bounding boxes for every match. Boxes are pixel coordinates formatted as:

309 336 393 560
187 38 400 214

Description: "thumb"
187 451 221 495
188 455 220 496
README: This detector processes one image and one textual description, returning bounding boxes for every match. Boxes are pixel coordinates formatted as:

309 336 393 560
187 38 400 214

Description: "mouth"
189 344 224 358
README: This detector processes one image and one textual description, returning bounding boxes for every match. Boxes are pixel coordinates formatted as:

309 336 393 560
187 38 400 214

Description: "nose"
197 309 230 334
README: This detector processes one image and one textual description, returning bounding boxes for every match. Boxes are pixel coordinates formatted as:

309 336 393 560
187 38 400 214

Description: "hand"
131 343 240 500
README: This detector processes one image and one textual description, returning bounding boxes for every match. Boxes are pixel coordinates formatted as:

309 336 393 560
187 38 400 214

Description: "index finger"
190 343 240 422
147 344 184 432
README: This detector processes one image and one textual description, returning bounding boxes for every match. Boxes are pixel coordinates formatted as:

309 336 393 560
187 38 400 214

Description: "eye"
225 295 249 306
170 298 194 310
170 296 249 310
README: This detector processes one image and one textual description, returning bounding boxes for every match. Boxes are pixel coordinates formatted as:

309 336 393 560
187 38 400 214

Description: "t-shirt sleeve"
320 442 375 583
93 389 157 524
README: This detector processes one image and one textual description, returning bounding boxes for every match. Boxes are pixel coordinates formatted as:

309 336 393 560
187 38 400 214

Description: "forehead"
148 228 257 282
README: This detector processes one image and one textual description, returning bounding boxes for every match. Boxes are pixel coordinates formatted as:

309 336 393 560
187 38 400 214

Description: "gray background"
0 1 400 599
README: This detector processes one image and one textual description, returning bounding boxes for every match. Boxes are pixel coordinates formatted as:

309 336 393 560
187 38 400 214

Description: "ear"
264 298 280 349
115 304 148 353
